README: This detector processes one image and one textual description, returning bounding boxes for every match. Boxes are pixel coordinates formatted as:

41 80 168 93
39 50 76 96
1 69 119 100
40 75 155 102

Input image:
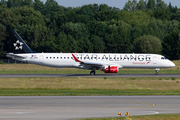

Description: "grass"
0 60 180 74
0 77 180 96
0 61 180 96
79 113 180 120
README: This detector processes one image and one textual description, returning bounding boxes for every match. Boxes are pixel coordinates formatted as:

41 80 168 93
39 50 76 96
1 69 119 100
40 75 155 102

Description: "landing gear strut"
155 68 160 75
90 71 95 75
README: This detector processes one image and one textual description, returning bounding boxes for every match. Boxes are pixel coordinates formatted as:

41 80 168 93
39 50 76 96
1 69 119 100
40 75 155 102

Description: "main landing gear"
90 71 96 75
155 68 160 75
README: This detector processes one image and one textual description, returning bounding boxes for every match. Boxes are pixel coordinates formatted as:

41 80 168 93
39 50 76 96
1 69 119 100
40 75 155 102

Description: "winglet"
72 54 82 62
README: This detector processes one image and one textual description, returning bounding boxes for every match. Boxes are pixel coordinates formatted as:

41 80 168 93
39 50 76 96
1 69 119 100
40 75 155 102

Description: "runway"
1 74 180 78
0 96 180 120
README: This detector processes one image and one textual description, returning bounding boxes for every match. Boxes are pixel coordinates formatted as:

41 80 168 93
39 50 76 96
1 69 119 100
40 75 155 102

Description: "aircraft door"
39 55 44 63
153 57 157 64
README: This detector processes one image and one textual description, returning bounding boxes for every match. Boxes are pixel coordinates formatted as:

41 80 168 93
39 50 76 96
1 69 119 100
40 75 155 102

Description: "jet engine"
103 66 119 73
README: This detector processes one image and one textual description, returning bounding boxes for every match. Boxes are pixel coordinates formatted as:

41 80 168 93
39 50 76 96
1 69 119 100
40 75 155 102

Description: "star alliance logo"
13 40 23 50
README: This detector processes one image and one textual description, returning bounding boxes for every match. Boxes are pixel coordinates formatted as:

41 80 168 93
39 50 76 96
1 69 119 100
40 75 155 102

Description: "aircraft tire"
90 71 95 75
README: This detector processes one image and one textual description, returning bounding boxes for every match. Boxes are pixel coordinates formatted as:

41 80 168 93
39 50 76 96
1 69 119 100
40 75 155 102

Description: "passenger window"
46 57 48 59
64 57 66 59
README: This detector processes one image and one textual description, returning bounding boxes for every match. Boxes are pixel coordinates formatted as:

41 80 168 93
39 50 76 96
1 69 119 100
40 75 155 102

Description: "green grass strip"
0 88 180 96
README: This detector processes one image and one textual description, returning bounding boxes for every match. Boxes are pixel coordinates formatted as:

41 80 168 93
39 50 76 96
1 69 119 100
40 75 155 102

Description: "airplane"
6 30 175 75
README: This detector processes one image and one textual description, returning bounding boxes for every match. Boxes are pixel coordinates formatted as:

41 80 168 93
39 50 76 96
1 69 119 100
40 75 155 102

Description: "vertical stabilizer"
11 30 33 53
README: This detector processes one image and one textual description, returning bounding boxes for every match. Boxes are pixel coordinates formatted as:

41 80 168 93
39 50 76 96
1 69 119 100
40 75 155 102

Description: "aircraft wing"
72 54 105 67
71 54 124 70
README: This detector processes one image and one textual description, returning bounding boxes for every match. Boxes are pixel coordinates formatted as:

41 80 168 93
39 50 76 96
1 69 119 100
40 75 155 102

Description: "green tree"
147 0 155 10
133 35 162 54
76 4 99 18
61 22 89 39
162 29 180 60
105 20 132 53
99 4 109 11
0 23 6 58
137 0 147 10
7 0 23 8
153 9 169 20
120 10 150 27
23 0 33 7
43 0 65 17
67 34 78 52
156 0 167 10
90 35 105 53
33 0 44 12
87 21 108 37
171 10 180 22
0 0 7 5
124 0 137 11
92 10 121 21
55 32 69 52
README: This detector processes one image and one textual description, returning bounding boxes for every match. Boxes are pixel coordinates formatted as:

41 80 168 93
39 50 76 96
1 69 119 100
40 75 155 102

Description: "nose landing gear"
90 71 96 75
155 68 160 75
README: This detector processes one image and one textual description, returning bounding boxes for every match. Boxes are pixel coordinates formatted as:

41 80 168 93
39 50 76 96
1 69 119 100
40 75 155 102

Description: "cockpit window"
161 57 168 60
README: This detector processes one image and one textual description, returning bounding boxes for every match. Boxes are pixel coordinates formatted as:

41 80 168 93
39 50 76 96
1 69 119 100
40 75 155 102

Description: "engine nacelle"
104 66 119 73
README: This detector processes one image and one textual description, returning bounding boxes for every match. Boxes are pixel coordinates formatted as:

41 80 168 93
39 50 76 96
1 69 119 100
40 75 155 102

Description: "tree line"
0 0 180 60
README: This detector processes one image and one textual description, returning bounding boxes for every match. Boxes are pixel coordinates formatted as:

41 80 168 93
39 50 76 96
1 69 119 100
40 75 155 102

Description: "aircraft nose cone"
170 61 175 67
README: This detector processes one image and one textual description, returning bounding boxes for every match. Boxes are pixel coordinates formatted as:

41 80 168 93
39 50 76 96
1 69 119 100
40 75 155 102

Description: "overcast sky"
41 0 180 9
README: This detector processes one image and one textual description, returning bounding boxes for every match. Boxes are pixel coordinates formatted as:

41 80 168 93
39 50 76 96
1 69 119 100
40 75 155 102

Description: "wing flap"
80 61 104 67
72 54 104 67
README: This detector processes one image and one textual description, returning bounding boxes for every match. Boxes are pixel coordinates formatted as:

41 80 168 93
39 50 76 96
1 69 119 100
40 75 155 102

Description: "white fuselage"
12 53 175 70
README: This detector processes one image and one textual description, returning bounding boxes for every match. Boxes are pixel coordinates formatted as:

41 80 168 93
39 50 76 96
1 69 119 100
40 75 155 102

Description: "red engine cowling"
104 66 119 73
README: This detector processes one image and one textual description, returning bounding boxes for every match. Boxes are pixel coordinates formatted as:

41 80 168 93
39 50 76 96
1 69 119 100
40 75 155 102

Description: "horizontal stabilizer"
6 53 26 59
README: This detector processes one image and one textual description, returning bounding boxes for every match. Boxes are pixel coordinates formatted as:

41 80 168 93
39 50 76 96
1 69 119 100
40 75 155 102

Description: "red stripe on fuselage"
72 54 82 62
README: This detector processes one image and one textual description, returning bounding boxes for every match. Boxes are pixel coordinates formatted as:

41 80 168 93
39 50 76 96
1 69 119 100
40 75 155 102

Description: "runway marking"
14 99 156 114
14 112 33 114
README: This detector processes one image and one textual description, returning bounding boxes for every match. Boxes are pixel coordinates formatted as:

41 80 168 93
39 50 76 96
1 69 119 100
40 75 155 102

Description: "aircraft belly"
42 61 77 68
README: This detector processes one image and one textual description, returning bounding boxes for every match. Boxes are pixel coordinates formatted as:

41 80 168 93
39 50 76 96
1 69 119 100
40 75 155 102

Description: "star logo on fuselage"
13 40 23 50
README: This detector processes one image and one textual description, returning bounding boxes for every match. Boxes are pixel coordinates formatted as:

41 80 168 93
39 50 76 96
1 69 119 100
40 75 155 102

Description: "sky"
41 0 180 9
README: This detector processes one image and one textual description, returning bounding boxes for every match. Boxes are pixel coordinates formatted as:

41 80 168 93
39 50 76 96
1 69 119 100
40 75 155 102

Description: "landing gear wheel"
155 70 159 75
90 71 95 75
155 68 160 75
